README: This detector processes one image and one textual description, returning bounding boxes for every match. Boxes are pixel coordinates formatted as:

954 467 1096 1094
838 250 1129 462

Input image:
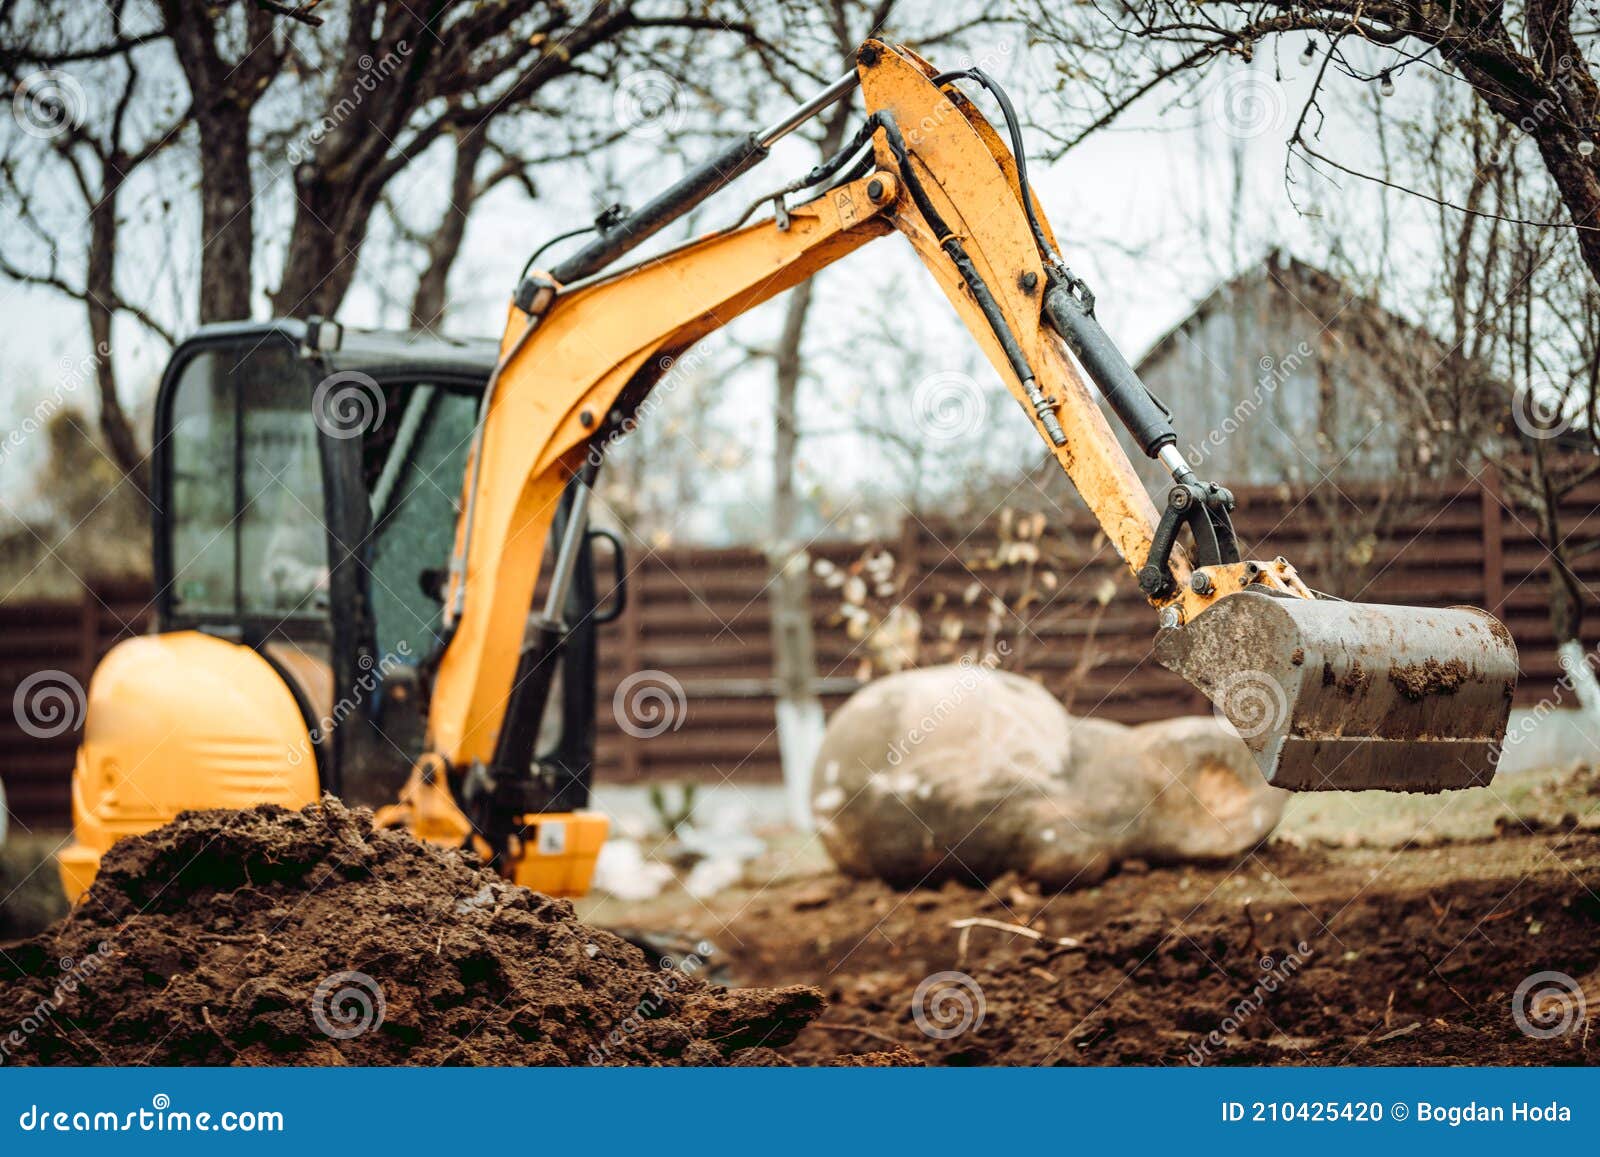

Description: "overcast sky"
0 23 1441 535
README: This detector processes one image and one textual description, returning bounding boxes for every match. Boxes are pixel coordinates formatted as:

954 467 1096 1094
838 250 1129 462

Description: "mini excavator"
58 42 1518 901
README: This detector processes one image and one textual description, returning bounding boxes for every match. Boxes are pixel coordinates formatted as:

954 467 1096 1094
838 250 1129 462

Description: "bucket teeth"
1155 591 1518 792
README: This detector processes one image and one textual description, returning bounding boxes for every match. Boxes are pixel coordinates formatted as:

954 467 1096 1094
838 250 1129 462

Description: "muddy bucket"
1155 591 1518 792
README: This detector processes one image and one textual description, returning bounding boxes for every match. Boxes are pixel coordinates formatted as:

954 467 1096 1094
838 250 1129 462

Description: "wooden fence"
4 466 1597 828
0 581 155 828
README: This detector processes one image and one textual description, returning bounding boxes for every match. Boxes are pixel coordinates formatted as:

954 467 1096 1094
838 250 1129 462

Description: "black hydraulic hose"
931 67 1112 330
872 109 1066 446
932 67 1179 457
826 148 877 191
727 126 878 229
518 225 597 285
930 68 1058 269
800 114 884 189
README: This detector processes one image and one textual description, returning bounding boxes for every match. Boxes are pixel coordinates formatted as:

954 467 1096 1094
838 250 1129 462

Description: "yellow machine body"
504 812 610 895
57 631 322 901
59 629 610 900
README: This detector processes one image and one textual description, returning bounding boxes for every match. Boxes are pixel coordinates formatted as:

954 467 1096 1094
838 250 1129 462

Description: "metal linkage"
466 461 602 862
1138 478 1240 599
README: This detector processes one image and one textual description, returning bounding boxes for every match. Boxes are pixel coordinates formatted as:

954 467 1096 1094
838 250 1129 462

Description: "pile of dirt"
0 799 846 1066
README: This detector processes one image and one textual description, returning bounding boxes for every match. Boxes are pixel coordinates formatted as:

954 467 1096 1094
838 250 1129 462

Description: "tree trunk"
195 105 255 322
766 93 856 830
85 160 146 492
1435 13 1600 290
158 0 268 324
271 175 380 319
1534 134 1600 291
769 277 824 831
409 132 488 329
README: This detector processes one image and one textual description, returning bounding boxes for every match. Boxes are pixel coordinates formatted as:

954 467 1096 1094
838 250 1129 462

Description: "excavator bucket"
1155 591 1518 792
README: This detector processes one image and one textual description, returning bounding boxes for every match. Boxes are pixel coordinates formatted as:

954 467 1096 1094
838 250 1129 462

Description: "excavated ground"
724 827 1600 1065
581 768 1600 1066
0 801 905 1066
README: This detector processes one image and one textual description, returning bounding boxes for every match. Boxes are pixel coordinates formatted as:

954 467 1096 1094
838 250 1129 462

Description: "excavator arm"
390 41 1517 883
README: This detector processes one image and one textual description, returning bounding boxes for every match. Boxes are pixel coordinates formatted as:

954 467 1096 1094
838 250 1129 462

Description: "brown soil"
604 823 1600 1066
7 780 1598 1067
0 800 861 1066
1387 657 1470 700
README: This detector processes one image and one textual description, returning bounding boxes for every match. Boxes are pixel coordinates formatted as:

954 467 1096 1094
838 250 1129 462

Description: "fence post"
79 583 100 691
1480 464 1505 617
895 515 926 656
617 550 644 782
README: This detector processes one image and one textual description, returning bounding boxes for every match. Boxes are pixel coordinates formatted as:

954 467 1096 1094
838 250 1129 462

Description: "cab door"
155 327 347 787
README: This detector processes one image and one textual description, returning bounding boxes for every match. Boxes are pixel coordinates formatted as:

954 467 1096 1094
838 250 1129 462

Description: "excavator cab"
58 319 620 899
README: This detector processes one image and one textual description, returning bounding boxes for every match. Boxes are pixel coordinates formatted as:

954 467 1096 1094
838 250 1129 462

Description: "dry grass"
1279 762 1600 848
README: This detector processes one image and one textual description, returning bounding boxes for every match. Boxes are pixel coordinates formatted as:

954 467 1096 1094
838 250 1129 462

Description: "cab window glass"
367 385 477 660
168 352 236 616
240 381 327 614
167 342 326 620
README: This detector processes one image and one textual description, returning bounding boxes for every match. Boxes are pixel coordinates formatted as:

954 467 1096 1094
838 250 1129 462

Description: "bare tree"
4 2 789 328
395 129 524 330
1307 79 1600 690
1371 88 1600 677
0 0 184 484
1023 1 1600 286
0 0 790 489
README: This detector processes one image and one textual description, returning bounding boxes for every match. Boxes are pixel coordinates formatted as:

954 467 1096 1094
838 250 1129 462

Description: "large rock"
811 663 1285 889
